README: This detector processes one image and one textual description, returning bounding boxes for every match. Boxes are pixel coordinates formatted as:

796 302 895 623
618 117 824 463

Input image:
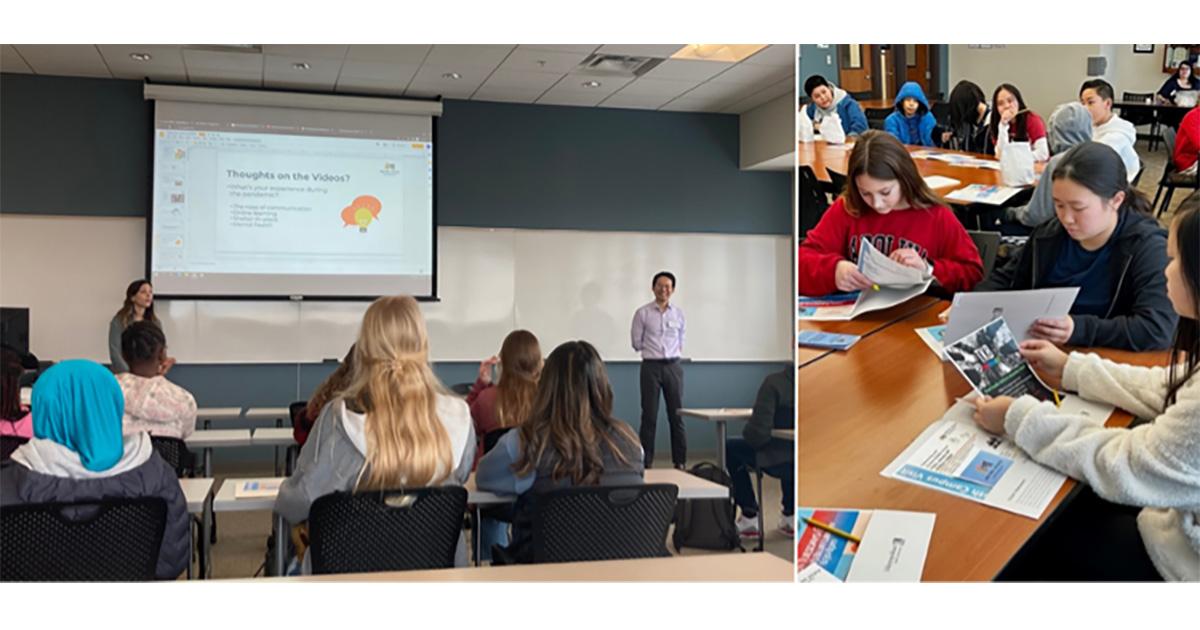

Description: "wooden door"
905 44 930 93
837 45 873 94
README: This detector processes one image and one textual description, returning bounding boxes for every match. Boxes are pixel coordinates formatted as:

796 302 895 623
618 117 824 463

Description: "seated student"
0 360 190 580
1174 104 1200 176
726 367 794 538
274 296 475 572
989 83 1050 161
1157 60 1195 106
975 142 1178 351
1 346 32 439
883 81 937 147
802 74 869 138
798 130 984 297
1006 102 1094 228
939 80 992 154
116 322 197 440
466 329 542 465
475 340 644 564
297 344 355 447
1080 79 1141 182
972 196 1200 582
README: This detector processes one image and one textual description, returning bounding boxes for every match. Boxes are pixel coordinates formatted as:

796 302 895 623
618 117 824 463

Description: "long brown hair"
306 344 355 420
513 340 639 485
841 130 945 217
115 279 160 328
340 296 453 490
1166 200 1200 407
494 330 542 429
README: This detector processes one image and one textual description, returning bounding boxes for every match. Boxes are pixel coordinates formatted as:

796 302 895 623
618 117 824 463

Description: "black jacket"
743 368 794 470
976 211 1178 351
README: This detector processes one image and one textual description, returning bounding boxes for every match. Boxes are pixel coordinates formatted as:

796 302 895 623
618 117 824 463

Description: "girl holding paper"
798 131 984 297
972 197 1200 581
974 142 1178 351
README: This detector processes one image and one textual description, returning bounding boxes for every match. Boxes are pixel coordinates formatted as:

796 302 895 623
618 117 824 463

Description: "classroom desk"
1114 100 1193 123
677 408 753 469
251 427 298 475
797 302 1168 581
180 478 215 580
261 551 792 582
197 407 243 430
185 429 254 477
799 140 1012 192
797 295 940 368
857 98 939 112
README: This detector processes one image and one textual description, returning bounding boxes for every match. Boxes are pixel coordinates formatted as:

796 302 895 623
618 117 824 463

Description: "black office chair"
967 230 1002 279
1 435 29 462
1153 163 1200 218
799 165 831 239
827 169 848 198
449 382 473 396
307 486 468 574
865 107 890 130
1131 164 1145 187
931 101 951 126
149 435 194 478
481 427 513 455
0 497 168 581
1120 92 1162 151
531 484 677 564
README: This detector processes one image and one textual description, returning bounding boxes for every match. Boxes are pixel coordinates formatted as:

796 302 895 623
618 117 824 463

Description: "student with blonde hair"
274 295 475 571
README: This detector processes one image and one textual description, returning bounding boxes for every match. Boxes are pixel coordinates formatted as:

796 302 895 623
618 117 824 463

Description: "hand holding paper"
1018 339 1068 389
858 238 931 288
973 396 1014 435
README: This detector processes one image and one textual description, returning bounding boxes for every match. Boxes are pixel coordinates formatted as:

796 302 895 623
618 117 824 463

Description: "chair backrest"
865 107 889 130
0 497 168 581
449 382 472 396
827 169 848 198
531 483 677 564
1 435 29 462
931 101 951 126
967 230 1002 279
149 435 191 477
482 427 513 455
798 165 831 238
307 486 468 574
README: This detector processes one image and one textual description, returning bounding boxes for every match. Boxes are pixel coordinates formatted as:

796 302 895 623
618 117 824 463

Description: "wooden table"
797 301 1168 581
677 408 753 469
797 295 940 368
260 551 792 582
799 140 1007 192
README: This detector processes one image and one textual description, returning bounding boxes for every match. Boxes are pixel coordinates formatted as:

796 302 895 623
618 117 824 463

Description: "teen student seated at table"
797 130 984 297
274 296 475 572
939 80 992 154
1157 61 1195 106
1005 102 1094 229
884 81 937 147
973 142 1178 351
296 344 355 448
116 322 197 440
726 367 794 539
1080 79 1141 182
972 196 1200 582
0 360 190 579
802 74 869 138
475 340 644 564
1 346 32 439
1173 103 1200 176
988 83 1049 162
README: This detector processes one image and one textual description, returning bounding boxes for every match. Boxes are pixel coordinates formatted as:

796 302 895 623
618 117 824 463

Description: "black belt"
643 358 680 364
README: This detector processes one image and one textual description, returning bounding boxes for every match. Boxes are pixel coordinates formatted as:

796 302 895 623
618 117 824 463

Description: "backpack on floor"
672 462 743 553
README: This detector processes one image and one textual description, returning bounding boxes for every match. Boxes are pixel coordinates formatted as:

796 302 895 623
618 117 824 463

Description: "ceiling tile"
338 60 420 83
409 64 488 89
642 59 734 81
542 72 632 96
518 44 601 54
708 62 791 85
497 48 591 74
599 93 676 110
96 45 186 80
659 97 725 113
536 91 609 107
423 44 515 69
14 45 110 77
471 87 544 104
478 69 563 92
182 49 264 74
596 44 685 57
333 78 407 96
610 78 698 98
675 80 751 102
263 54 341 90
262 45 347 59
1 45 33 73
741 44 796 67
344 45 431 64
188 72 262 87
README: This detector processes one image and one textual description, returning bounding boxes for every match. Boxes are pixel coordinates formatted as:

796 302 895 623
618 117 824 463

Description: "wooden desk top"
261 551 793 582
799 140 1006 191
798 302 1168 581
797 295 940 368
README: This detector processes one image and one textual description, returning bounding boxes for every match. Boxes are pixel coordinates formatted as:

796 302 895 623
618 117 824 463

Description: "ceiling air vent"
576 54 664 78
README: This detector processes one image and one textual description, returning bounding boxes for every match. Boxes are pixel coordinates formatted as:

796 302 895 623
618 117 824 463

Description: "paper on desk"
945 287 1079 345
945 184 1024 205
915 325 948 360
858 237 931 288
844 510 935 582
797 563 842 583
234 478 283 499
910 150 1001 170
922 175 961 190
880 396 1111 519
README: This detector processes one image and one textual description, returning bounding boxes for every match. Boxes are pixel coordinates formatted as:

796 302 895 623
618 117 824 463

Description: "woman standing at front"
108 279 169 374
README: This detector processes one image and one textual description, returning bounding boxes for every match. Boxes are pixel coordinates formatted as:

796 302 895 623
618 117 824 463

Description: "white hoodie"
12 431 154 479
1093 115 1142 182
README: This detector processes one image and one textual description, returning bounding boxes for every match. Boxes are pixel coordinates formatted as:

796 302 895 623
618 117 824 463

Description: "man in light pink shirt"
630 271 687 469
117 322 197 440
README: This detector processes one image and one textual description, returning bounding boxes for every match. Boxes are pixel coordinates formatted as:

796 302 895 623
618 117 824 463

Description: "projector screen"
149 98 435 299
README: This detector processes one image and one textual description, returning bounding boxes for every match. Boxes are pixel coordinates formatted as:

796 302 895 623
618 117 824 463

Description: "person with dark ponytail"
116 321 197 440
939 80 992 154
108 279 171 374
971 195 1200 581
975 142 1178 351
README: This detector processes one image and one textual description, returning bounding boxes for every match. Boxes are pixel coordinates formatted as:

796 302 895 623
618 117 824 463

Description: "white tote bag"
819 112 846 145
797 108 815 142
999 140 1036 187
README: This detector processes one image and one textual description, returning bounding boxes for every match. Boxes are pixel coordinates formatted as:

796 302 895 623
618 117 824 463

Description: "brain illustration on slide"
341 195 382 233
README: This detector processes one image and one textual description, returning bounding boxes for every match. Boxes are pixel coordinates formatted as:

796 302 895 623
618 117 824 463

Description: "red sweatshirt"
1174 107 1199 173
799 198 984 296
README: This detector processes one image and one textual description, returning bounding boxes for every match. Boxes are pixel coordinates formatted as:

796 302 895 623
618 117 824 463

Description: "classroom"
0 43 796 581
797 43 1200 583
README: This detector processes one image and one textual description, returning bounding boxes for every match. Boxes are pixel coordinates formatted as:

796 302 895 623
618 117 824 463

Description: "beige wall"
739 91 795 170
948 45 1102 118
1109 45 1173 98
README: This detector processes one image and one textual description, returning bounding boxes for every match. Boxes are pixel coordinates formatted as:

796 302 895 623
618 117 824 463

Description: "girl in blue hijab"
31 359 126 472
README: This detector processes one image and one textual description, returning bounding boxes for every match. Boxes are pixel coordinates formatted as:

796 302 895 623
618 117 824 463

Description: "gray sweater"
107 315 128 373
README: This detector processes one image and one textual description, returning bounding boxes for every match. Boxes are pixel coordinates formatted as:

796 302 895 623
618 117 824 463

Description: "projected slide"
150 99 435 298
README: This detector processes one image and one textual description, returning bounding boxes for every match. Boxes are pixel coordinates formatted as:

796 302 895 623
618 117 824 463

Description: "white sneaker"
735 513 761 538
778 512 796 537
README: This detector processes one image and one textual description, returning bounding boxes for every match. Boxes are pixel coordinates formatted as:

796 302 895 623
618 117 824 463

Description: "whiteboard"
1 216 790 363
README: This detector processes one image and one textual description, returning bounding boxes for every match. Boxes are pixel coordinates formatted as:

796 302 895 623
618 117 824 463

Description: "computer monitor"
1 307 30 355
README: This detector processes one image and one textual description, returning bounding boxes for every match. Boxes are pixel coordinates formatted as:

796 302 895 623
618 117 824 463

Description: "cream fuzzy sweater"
1006 352 1200 581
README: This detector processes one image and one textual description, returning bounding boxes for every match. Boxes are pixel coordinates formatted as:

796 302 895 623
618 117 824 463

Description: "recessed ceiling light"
442 72 462 80
582 80 602 88
292 62 311 71
129 53 152 62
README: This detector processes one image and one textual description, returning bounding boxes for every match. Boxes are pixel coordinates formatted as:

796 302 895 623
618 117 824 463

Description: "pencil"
872 284 881 291
1052 389 1061 407
801 517 862 544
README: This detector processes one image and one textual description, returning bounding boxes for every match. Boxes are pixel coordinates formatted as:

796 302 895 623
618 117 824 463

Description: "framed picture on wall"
1133 44 1154 54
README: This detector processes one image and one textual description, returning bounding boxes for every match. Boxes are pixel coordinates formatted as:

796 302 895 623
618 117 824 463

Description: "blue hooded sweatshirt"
804 84 869 137
884 82 937 147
